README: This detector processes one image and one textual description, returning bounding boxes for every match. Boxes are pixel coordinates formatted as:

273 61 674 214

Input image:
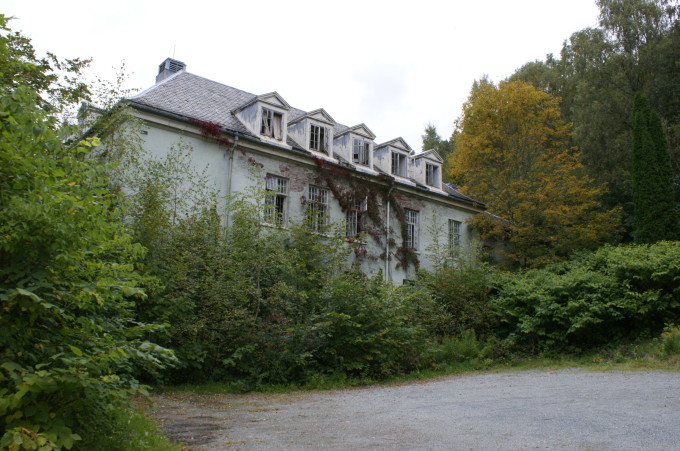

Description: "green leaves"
631 93 678 242
451 81 621 267
491 242 680 351
0 84 171 449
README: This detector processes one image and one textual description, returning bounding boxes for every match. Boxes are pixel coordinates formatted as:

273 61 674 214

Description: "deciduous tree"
0 16 171 449
510 0 680 237
450 80 620 267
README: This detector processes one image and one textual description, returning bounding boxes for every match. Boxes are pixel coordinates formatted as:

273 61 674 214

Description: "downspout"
225 135 238 228
384 187 393 282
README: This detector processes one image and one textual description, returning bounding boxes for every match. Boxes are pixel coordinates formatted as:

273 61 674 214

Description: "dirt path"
148 369 680 450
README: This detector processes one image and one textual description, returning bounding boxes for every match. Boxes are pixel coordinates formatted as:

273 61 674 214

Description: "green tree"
0 15 90 121
450 80 620 267
0 86 172 450
0 16 171 449
631 93 679 241
510 0 680 237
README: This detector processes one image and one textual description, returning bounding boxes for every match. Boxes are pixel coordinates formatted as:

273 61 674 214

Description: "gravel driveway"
149 369 680 450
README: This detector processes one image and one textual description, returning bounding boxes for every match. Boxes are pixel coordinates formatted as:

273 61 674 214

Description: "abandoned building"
126 58 486 283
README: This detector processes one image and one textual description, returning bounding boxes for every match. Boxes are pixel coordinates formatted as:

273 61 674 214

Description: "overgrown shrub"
492 242 680 352
660 324 680 356
313 270 427 378
0 87 172 449
413 258 496 337
126 151 436 385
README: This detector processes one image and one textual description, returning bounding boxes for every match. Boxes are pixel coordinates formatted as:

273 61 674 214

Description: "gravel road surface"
150 369 680 450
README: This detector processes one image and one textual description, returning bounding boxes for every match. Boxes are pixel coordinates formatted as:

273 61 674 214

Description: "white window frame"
391 151 407 177
448 219 461 256
405 209 419 250
264 175 288 226
346 197 367 238
307 185 330 231
310 124 329 153
426 163 440 187
261 108 283 140
352 138 370 166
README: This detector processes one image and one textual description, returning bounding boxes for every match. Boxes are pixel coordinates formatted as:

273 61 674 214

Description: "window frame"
404 209 419 250
448 219 461 256
346 197 367 239
307 185 330 231
391 151 407 177
260 108 283 141
264 174 288 226
426 163 440 187
310 123 330 154
352 138 371 166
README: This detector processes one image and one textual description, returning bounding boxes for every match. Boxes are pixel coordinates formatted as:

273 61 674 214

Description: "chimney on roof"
156 58 186 83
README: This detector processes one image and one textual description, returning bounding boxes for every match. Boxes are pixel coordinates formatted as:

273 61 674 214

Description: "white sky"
4 0 600 150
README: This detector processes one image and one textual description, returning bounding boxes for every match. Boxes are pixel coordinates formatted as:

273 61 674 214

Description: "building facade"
126 58 485 283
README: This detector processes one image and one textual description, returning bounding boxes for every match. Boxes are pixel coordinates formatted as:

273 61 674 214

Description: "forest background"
1 1 679 450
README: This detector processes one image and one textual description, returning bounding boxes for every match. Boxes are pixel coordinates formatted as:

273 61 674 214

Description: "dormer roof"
414 149 444 164
288 108 336 126
376 137 414 155
233 91 291 113
129 60 488 211
334 123 376 140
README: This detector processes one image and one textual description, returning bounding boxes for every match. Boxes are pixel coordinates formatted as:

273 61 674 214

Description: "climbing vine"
312 156 419 270
190 120 419 270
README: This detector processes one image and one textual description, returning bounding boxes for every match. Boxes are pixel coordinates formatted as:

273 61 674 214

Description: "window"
391 151 407 177
307 185 330 231
353 138 370 166
261 108 283 140
426 163 439 187
448 219 461 256
405 209 419 249
310 124 329 153
264 175 288 226
346 197 367 238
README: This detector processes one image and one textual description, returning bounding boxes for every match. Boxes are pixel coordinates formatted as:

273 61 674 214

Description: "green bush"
491 242 680 352
660 324 680 356
0 87 172 449
313 270 427 378
413 261 496 337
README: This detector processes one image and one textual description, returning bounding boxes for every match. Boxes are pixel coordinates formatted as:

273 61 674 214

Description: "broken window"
310 124 329 153
448 219 461 256
261 108 283 140
307 185 330 231
264 174 288 226
391 151 407 177
405 209 419 249
346 197 367 238
426 163 439 187
352 138 370 166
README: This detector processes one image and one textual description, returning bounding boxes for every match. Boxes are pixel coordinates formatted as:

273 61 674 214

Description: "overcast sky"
4 0 600 150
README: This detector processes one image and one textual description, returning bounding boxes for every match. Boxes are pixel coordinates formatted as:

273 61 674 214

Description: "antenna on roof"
172 45 176 59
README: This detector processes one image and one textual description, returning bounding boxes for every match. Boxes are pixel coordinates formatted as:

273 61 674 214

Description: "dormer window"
261 108 283 140
310 124 330 153
353 138 370 166
391 151 407 177
426 163 440 187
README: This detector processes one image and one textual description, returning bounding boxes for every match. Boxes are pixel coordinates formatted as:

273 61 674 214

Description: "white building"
127 58 486 283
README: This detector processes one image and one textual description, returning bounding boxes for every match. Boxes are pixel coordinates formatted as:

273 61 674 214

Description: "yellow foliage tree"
450 80 621 267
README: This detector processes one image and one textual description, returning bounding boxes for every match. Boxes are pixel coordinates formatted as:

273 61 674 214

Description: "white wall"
139 116 480 284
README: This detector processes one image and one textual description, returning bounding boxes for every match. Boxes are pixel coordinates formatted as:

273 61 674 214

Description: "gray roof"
444 183 485 208
128 70 484 209
129 71 256 136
